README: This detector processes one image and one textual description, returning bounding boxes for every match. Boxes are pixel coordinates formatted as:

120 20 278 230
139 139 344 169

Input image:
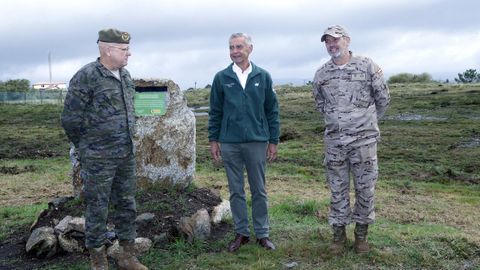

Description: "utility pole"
48 52 52 84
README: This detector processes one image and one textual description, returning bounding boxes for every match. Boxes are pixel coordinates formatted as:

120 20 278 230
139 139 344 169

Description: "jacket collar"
224 62 261 80
95 58 126 79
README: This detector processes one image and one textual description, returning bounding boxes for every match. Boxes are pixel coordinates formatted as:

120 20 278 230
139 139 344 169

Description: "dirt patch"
452 137 480 149
429 89 448 95
0 187 231 269
280 127 301 142
409 169 479 185
0 165 36 175
0 145 61 159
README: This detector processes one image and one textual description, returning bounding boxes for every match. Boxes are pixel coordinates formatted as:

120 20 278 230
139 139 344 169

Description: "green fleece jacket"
208 62 280 144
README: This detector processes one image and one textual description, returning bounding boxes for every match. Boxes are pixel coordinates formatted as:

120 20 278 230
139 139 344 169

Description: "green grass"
0 104 69 159
0 203 47 240
1 83 480 269
0 157 71 212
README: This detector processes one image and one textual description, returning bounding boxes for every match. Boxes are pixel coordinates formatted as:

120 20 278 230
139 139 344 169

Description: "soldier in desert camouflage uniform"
61 28 147 270
312 25 390 255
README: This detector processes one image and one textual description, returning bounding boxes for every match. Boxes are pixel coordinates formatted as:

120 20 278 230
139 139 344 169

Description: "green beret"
97 28 131 44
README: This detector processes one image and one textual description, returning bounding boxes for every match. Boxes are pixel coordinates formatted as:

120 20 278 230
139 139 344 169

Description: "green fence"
0 90 67 104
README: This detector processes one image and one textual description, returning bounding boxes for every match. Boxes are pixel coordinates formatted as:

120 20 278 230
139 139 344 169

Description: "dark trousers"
221 142 270 238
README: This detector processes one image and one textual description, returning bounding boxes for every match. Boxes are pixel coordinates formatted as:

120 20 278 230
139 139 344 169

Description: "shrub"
388 72 433 84
455 69 480 83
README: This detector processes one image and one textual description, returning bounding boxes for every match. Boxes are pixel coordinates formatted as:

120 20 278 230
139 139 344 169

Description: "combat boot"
330 225 346 256
354 223 369 253
89 245 108 270
115 240 148 270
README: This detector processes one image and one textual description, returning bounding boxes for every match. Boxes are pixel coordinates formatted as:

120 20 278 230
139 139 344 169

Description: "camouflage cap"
321 25 349 42
97 28 131 44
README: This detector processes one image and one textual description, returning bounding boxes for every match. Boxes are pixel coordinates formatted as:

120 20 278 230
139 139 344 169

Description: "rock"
107 237 152 258
68 217 86 233
135 212 155 224
178 217 194 242
54 215 73 234
153 233 168 247
179 208 211 242
284 261 299 268
51 216 86 253
25 226 57 258
64 79 196 192
132 237 152 254
29 209 49 231
58 232 84 253
210 200 231 224
134 79 196 189
48 196 73 210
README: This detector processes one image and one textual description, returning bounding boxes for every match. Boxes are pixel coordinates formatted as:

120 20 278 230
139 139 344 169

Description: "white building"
32 82 67 90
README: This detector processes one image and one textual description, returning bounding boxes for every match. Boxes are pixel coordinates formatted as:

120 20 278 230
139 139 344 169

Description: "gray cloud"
1 0 479 89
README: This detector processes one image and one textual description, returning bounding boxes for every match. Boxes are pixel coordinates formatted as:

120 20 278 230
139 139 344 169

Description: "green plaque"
134 91 168 116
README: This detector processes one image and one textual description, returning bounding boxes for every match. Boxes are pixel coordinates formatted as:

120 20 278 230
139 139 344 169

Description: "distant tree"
0 79 31 92
387 72 433 84
454 69 480 83
204 84 212 89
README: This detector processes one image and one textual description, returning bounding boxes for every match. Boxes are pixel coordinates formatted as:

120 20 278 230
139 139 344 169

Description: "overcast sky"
1 0 479 89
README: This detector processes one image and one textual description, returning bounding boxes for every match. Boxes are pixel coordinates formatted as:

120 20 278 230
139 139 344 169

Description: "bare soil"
0 187 231 270
0 165 37 175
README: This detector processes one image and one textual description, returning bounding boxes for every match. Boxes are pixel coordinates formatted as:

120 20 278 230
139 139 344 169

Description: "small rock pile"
25 194 231 259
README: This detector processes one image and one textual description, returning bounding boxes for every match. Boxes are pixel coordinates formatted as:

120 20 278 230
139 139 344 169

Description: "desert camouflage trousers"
82 153 138 249
325 141 378 226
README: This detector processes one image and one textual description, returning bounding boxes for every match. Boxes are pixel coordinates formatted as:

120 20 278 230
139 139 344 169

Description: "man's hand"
210 141 221 162
267 143 278 162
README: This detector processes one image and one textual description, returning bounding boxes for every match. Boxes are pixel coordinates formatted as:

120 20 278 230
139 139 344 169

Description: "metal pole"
48 52 52 84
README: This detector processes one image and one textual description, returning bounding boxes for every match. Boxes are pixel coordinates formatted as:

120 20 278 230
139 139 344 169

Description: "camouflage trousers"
82 153 137 249
325 141 378 226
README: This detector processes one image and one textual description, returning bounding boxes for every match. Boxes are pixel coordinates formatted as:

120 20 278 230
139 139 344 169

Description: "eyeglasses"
110 46 130 52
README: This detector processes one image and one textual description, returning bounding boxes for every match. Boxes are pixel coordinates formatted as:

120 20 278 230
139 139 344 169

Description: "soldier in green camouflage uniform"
61 28 147 270
312 25 390 255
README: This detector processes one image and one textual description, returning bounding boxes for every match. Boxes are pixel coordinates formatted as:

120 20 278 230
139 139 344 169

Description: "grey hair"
229 33 252 46
97 41 110 55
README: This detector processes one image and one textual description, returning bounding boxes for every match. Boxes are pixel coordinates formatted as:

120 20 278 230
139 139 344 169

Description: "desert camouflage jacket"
313 52 390 146
61 59 136 159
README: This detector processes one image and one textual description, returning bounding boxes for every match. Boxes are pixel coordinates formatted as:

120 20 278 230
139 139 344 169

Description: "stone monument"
133 79 196 189
69 79 196 198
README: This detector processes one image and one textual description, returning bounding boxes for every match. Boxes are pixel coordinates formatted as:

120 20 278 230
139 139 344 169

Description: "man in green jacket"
208 33 280 252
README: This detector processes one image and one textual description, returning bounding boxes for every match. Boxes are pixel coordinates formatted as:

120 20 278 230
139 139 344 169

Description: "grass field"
1 83 479 269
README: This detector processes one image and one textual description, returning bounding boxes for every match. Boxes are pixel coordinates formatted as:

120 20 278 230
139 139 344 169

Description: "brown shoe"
354 223 370 254
115 240 148 270
256 237 275 250
89 245 108 270
228 234 250 252
330 225 346 256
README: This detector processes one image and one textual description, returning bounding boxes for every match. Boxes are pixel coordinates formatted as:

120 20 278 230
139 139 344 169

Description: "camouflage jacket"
61 59 136 159
312 52 390 146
